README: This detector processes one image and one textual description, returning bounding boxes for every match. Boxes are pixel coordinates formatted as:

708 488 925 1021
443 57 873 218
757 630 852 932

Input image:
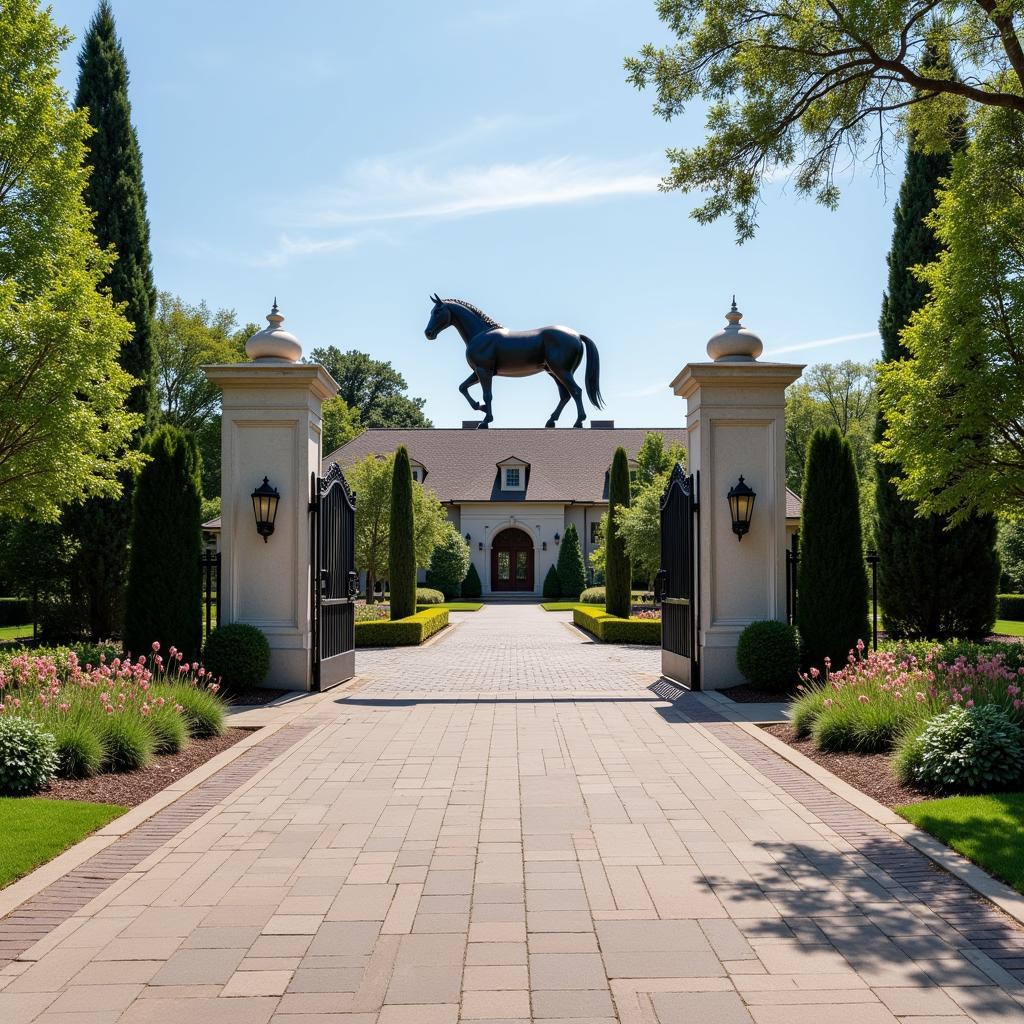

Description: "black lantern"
465 532 471 544
554 532 561 545
251 477 280 542
727 476 756 541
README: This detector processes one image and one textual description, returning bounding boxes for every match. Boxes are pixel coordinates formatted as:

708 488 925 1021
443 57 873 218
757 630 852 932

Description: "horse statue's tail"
581 335 604 410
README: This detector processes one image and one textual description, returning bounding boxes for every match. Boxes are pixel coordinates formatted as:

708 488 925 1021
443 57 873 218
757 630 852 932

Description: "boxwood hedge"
573 606 660 645
355 607 449 647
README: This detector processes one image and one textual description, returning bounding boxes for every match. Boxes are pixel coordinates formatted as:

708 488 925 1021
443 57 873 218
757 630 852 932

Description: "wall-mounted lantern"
554 532 561 546
465 532 471 544
251 477 280 543
478 542 484 551
727 476 756 541
542 541 547 551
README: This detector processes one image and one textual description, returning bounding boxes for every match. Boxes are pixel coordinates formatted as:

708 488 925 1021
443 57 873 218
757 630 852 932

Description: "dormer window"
410 461 426 484
497 457 527 492
505 467 520 488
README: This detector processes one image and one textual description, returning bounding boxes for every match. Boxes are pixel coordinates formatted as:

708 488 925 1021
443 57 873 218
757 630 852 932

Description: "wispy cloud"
619 381 672 399
764 330 879 356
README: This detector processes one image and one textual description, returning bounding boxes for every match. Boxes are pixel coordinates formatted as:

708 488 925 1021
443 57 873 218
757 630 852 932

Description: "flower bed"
0 643 227 794
789 639 1024 796
355 607 449 647
572 606 660 644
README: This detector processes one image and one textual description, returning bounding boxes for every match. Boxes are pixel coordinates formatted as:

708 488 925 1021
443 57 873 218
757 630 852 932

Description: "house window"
411 466 424 483
590 521 599 545
504 467 520 488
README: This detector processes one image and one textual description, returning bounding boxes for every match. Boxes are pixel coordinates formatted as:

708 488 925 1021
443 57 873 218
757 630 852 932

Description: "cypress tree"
124 427 202 660
69 2 157 639
875 122 999 639
798 428 869 670
389 446 417 620
543 564 562 600
606 447 632 618
556 524 586 599
462 562 482 599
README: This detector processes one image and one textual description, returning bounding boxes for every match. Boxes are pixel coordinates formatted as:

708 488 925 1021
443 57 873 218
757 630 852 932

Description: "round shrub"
543 565 562 600
736 621 800 692
52 716 104 779
202 623 270 692
580 587 605 604
416 588 445 605
145 704 188 755
100 713 154 773
0 716 58 794
905 704 1024 794
171 685 226 738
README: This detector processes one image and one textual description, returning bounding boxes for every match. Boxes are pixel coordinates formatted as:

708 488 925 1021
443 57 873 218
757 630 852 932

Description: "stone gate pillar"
671 302 803 690
204 304 338 690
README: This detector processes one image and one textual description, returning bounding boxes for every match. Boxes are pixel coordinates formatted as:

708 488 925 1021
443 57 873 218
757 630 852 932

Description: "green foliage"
633 433 686 494
0 716 58 795
580 587 605 604
790 688 828 740
415 588 445 605
556 524 587 600
0 0 141 522
811 700 913 755
145 704 187 756
543 565 562 600
906 705 1024 793
322 396 363 456
355 607 449 647
348 452 448 604
736 621 800 692
615 477 665 587
998 520 1024 593
893 720 930 788
51 714 104 779
878 103 1024 523
606 447 632 618
998 595 1024 621
389 446 417 620
169 684 225 738
462 562 482 599
626 3 1020 242
124 426 203 660
425 523 471 599
99 712 153 773
573 606 659 645
797 428 868 669
202 623 271 692
309 348 431 427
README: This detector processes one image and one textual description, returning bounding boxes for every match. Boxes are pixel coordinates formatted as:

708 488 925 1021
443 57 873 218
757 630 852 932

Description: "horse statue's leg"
458 372 481 411
549 367 586 428
476 369 494 428
545 377 571 428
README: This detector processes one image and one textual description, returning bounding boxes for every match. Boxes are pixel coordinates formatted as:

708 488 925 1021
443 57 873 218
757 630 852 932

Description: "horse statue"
424 295 603 428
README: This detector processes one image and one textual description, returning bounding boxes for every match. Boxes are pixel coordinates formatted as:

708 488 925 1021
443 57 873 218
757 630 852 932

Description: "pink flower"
823 699 833 709
141 704 150 716
104 704 114 714
152 641 160 652
810 667 820 679
915 692 926 702
209 683 220 694
858 694 869 704
58 702 70 712
966 699 975 708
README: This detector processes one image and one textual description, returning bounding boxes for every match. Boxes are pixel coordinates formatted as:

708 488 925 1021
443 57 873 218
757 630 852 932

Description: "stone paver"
1 605 1022 1024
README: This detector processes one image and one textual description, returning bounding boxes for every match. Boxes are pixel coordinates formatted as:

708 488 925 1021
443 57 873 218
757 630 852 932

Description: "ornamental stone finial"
706 297 763 362
246 300 302 362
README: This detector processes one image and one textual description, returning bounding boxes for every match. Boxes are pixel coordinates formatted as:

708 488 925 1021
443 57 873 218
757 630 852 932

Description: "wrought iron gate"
656 465 700 690
309 463 357 691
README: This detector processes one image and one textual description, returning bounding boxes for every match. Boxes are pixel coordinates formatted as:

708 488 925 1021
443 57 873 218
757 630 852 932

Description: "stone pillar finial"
245 300 302 362
706 297 763 362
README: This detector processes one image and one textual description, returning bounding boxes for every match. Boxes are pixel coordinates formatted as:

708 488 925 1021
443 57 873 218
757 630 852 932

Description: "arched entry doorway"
491 527 534 592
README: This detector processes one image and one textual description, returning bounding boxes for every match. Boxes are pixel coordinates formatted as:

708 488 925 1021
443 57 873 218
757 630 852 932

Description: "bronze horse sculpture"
424 295 603 428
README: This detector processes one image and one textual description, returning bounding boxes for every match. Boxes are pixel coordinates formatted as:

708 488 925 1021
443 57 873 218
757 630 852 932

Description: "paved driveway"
1 605 1022 1024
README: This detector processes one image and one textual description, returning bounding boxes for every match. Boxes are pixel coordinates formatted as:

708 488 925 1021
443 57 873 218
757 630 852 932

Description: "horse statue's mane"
444 298 503 330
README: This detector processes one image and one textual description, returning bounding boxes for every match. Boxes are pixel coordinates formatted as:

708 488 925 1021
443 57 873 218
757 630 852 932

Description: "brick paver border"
0 720 316 967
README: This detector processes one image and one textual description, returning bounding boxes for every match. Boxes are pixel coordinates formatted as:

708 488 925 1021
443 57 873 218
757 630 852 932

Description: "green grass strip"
0 798 126 889
993 620 1024 637
433 602 483 612
541 602 585 611
896 792 1024 894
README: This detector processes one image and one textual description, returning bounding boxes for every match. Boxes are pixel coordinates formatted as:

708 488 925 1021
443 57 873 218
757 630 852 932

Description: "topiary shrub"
389 445 417 620
998 594 1024 621
0 716 58 794
416 588 445 605
543 565 562 600
902 704 1024 793
425 524 470 599
606 448 632 618
203 623 271 693
736 621 800 692
580 586 605 604
557 524 587 599
462 562 482 599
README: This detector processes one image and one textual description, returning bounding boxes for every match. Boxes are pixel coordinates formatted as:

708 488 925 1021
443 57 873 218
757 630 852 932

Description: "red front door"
490 528 534 592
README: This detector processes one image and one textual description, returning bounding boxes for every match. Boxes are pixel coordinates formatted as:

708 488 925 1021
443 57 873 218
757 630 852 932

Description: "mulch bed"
226 686 297 706
761 722 925 807
719 682 799 703
40 728 252 807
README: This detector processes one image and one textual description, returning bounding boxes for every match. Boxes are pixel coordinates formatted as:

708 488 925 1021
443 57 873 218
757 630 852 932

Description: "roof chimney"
590 420 614 429
462 420 479 430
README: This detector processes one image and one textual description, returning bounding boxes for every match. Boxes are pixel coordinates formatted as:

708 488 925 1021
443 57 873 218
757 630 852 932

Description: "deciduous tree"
426 522 471 599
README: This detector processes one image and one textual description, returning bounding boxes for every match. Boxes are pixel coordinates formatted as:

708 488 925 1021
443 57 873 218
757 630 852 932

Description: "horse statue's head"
424 294 451 340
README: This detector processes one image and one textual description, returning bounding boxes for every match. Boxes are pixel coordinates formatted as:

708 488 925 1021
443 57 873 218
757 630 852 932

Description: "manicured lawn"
0 798 126 889
0 623 33 641
436 602 483 612
541 602 586 611
896 793 1024 894
994 619 1024 637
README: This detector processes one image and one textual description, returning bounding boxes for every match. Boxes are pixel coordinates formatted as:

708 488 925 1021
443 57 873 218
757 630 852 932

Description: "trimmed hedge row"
355 607 449 647
0 598 32 627
573 606 660 645
998 594 1024 621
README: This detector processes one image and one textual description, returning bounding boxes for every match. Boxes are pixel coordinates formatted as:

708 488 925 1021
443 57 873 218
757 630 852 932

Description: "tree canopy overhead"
627 1 1024 239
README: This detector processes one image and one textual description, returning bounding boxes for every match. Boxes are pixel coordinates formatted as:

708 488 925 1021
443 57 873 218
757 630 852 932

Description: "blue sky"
52 0 896 428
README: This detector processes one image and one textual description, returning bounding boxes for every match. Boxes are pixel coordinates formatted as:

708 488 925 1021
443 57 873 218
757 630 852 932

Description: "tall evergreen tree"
875 129 999 639
799 429 868 670
389 446 417 620
556 523 586 600
124 427 202 660
606 447 632 618
68 1 157 639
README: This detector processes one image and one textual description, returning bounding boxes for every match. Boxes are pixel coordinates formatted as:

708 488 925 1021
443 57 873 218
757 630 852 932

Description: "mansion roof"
327 427 690 505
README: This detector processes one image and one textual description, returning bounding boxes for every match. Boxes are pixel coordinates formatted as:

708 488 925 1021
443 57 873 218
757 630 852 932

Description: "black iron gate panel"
656 465 700 690
310 463 357 691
